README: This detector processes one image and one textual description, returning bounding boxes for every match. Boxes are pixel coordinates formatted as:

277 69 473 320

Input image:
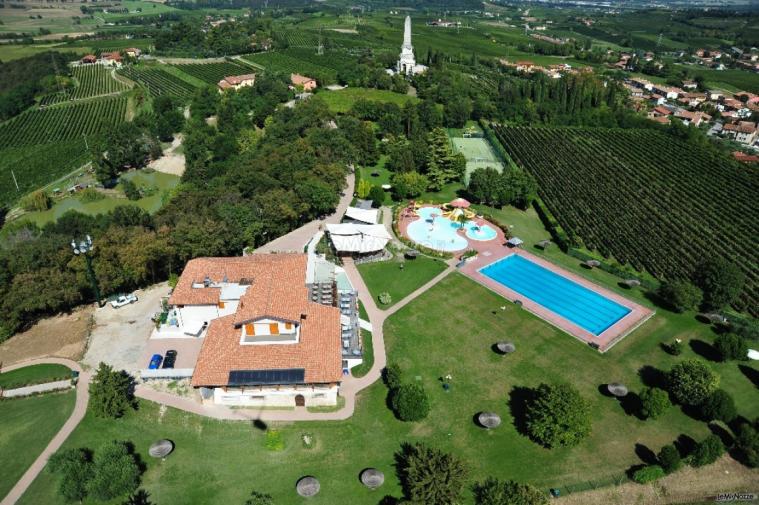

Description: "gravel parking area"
83 283 168 373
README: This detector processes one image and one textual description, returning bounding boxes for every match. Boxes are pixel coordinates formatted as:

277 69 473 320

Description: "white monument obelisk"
397 16 417 76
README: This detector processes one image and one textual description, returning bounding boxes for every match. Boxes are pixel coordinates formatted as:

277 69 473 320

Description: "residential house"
169 254 345 407
515 61 535 73
674 110 712 127
723 121 758 145
649 105 672 119
80 54 97 64
217 74 256 91
682 80 698 90
291 73 317 91
733 151 759 163
124 47 142 58
99 51 122 67
651 84 682 100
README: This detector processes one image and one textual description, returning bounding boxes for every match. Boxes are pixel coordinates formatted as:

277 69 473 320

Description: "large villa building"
167 254 345 407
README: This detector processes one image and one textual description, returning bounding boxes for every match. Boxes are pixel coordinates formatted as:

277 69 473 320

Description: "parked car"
111 293 138 308
162 350 177 369
148 354 163 369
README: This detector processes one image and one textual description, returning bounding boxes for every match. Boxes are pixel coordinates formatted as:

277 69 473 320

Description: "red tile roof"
733 151 759 163
178 254 342 386
290 73 315 85
220 74 256 86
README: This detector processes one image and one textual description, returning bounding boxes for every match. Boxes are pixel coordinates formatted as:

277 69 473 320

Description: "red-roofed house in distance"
733 151 759 163
100 51 122 67
723 121 758 145
160 254 359 407
290 73 317 91
217 74 256 91
124 47 142 59
80 54 97 64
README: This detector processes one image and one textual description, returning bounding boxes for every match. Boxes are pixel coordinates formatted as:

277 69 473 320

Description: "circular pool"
405 207 497 252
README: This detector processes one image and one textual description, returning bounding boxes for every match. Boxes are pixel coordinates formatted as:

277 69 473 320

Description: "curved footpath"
1 358 91 505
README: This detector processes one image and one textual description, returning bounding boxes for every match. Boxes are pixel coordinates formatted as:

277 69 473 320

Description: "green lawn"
0 364 71 389
1 391 76 499
19 273 759 505
318 88 419 113
357 256 448 307
351 330 374 378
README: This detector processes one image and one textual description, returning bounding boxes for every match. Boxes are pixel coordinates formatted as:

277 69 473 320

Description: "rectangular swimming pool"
480 254 631 336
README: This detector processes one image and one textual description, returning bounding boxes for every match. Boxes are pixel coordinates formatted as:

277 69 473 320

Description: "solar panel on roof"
228 369 306 386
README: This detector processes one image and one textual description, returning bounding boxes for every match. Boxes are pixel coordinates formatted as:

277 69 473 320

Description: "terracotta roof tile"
180 254 342 386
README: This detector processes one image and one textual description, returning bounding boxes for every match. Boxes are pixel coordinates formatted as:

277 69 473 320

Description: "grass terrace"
0 364 71 390
357 256 448 307
0 391 76 499
319 88 419 114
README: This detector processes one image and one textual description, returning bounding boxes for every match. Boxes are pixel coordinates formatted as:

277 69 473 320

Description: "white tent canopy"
345 206 380 225
507 237 524 247
326 223 390 253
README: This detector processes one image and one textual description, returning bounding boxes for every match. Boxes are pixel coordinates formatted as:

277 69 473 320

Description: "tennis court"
450 136 505 183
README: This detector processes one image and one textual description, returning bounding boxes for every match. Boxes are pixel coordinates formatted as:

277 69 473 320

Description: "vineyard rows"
241 51 338 83
0 139 89 205
118 67 197 99
174 62 256 85
40 65 130 106
494 125 759 314
0 96 128 148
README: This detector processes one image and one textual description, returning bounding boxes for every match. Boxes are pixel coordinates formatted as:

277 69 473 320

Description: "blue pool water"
480 255 631 335
406 207 497 251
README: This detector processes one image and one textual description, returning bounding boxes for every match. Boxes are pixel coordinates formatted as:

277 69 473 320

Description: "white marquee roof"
345 206 380 224
326 224 391 253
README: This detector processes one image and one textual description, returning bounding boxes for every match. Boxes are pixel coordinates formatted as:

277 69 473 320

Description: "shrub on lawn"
383 363 403 390
79 188 106 203
524 383 591 448
713 333 748 362
657 280 702 313
368 185 385 208
391 383 430 422
657 444 682 474
89 362 136 419
378 291 392 305
734 417 759 468
120 178 141 201
661 340 683 356
396 442 468 505
265 430 284 451
20 190 52 211
87 440 141 501
667 359 719 406
632 465 665 484
639 387 671 420
48 448 93 502
473 477 548 505
699 389 737 423
690 434 724 467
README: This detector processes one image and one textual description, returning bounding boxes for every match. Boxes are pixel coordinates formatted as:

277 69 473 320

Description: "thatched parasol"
296 476 320 497
495 341 516 354
537 239 552 250
360 468 385 489
148 439 174 459
607 383 628 398
622 279 641 288
478 412 502 429
583 259 601 268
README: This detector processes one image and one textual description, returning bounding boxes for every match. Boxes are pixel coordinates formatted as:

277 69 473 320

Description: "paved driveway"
83 283 168 372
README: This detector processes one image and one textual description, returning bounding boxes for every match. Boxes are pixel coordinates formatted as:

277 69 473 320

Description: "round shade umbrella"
495 341 516 354
148 439 174 459
296 476 320 497
450 198 471 208
360 468 385 489
607 383 628 398
478 412 502 429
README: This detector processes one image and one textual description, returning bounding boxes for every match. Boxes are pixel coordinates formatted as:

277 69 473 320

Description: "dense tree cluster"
155 17 271 56
523 383 592 448
0 52 74 120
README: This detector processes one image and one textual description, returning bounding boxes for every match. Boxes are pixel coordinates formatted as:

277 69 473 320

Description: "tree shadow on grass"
638 365 667 389
739 365 759 389
689 339 721 362
708 422 734 448
674 434 697 458
635 443 657 465
619 392 644 419
508 386 536 438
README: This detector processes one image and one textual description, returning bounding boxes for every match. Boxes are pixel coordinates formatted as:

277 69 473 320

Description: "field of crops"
174 61 256 85
0 139 89 206
118 66 198 99
0 96 128 148
494 125 759 314
241 51 337 83
39 65 130 105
